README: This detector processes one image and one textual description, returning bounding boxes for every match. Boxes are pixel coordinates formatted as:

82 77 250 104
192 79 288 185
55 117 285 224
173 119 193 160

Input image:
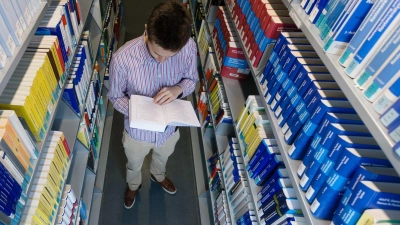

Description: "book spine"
355 26 400 88
345 6 400 78
373 78 400 114
338 0 392 67
363 51 400 102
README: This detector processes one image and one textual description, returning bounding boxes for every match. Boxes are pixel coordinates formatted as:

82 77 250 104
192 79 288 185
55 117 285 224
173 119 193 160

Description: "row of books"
0 0 42 68
19 131 72 225
210 168 232 225
63 35 94 116
220 138 256 225
212 7 251 80
229 0 298 70
55 185 78 225
0 35 67 141
0 111 39 220
300 0 400 142
254 32 400 223
236 96 306 224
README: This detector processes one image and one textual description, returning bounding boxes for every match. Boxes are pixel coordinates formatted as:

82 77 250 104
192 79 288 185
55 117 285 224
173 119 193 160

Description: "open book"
129 95 201 132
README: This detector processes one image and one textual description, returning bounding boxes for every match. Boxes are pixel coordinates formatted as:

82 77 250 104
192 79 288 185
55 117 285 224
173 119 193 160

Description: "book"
304 136 379 203
344 4 400 78
310 148 392 219
338 0 394 68
380 98 400 128
373 78 400 115
356 209 400 225
338 181 400 225
332 166 400 225
128 95 200 132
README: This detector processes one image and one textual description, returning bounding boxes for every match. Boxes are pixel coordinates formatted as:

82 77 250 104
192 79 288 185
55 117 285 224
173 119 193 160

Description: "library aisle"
98 0 202 225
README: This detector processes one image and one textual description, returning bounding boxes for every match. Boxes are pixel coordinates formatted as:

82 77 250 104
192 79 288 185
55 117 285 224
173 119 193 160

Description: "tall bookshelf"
0 0 122 224
189 0 400 224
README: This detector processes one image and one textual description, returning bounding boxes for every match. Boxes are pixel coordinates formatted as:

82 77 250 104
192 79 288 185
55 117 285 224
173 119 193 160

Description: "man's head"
145 1 191 62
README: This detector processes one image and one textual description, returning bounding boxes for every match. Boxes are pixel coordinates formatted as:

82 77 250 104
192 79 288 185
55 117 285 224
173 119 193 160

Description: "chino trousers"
122 129 180 191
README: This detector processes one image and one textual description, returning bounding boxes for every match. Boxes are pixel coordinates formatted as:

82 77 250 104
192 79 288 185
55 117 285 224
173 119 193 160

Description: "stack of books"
210 168 232 225
64 38 94 116
230 0 298 70
236 96 304 224
55 184 78 225
197 23 212 65
212 6 250 80
330 167 400 225
0 0 42 68
208 75 233 135
0 35 66 141
19 131 72 225
220 138 256 225
0 110 38 221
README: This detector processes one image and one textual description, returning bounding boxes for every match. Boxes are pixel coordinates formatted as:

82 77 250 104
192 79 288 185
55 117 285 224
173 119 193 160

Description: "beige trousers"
122 130 180 191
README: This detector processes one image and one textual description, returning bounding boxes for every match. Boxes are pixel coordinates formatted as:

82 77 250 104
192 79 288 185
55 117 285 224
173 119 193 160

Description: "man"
107 1 198 209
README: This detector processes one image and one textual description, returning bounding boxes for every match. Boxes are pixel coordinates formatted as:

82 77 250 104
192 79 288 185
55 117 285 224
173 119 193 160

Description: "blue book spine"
63 87 80 115
316 0 339 29
363 51 400 102
333 166 400 224
258 180 293 207
258 169 289 198
388 117 400 143
305 136 379 203
320 0 349 40
259 189 296 217
380 98 400 128
345 3 400 76
0 164 22 194
311 150 392 219
263 200 302 224
341 181 400 225
289 101 356 159
249 152 276 178
324 0 375 54
338 0 394 66
309 0 329 24
356 26 400 88
255 156 284 185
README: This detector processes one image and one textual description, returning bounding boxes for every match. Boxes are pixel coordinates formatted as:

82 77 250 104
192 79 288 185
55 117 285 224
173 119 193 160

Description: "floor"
98 1 202 225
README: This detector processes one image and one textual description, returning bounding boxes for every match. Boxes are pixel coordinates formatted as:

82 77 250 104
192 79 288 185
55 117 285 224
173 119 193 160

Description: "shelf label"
289 10 302 29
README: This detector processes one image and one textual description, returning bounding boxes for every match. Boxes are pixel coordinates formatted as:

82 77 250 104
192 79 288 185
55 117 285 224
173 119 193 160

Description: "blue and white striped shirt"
107 35 198 147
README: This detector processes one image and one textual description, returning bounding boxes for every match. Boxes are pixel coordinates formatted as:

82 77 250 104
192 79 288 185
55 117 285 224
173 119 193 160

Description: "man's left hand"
153 86 183 105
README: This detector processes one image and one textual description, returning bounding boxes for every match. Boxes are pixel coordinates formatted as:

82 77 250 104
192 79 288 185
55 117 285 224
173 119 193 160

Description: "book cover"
373 78 400 115
338 0 393 67
380 98 400 128
255 155 284 185
304 136 379 203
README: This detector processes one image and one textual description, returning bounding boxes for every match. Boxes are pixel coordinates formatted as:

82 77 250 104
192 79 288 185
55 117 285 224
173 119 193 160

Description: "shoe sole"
124 198 135 209
151 177 177 195
124 184 141 209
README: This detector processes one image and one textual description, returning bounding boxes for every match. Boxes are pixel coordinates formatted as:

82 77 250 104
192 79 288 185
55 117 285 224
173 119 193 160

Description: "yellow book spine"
237 104 247 124
43 56 57 97
31 214 45 225
26 94 45 134
27 92 46 128
56 139 69 163
239 111 250 132
242 116 256 137
36 197 52 219
243 123 256 145
248 135 262 159
34 208 51 225
37 67 54 109
245 128 259 154
55 144 68 173
50 45 63 80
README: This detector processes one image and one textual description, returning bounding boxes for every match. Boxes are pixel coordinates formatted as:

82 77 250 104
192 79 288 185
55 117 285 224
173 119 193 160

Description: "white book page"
163 99 201 127
129 95 166 132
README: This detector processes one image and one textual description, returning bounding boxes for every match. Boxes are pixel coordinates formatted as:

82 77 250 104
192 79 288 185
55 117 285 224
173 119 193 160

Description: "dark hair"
147 1 191 51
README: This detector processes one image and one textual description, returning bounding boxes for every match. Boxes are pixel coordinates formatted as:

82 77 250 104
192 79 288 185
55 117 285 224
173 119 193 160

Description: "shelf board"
198 197 212 225
251 74 330 225
287 4 400 175
67 147 89 201
0 2 48 96
82 170 96 225
88 192 103 225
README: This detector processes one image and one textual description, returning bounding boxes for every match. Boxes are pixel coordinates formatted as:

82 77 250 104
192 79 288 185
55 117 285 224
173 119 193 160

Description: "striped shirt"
107 35 198 147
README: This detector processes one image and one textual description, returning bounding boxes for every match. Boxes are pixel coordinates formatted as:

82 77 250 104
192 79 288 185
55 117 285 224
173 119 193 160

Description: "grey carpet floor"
98 1 202 225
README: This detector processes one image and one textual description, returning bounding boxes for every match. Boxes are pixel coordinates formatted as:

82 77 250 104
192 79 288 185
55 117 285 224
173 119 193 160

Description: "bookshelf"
0 1 48 96
285 3 400 175
0 0 123 224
